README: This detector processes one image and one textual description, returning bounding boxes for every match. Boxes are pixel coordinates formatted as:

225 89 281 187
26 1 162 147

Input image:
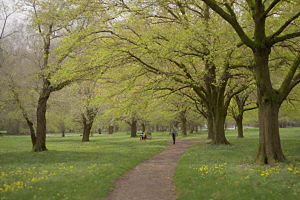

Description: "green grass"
3 128 299 200
0 132 172 200
174 128 300 200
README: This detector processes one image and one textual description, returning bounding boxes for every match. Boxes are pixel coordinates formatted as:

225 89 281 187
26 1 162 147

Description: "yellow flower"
245 176 249 179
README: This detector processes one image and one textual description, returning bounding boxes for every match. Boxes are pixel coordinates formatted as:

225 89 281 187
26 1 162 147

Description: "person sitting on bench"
141 131 147 140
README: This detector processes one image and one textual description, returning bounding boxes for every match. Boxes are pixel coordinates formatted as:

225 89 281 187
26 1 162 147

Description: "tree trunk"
130 120 137 137
108 125 114 134
207 113 213 139
82 122 93 142
26 120 36 146
33 88 50 151
195 125 198 133
255 103 286 164
190 124 194 134
212 110 230 144
60 123 66 137
115 125 119 132
254 46 286 164
181 115 187 137
236 115 244 138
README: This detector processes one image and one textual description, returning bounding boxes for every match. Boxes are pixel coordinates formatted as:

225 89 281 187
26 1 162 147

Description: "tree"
0 0 16 68
201 0 300 164
22 0 113 150
108 1 251 144
78 83 99 142
47 91 77 137
0 16 38 140
228 91 257 138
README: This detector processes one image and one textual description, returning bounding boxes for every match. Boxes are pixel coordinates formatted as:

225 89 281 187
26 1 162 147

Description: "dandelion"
245 176 249 179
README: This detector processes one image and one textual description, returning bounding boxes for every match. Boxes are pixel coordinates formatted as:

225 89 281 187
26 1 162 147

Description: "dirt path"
104 139 202 200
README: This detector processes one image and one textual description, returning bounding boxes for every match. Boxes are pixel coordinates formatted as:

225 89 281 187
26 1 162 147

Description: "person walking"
171 125 177 144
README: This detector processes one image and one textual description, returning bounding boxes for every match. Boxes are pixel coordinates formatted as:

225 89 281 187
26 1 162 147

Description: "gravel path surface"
104 139 202 200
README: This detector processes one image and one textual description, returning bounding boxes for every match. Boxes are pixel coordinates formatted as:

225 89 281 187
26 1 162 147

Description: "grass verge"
174 128 300 200
0 132 169 200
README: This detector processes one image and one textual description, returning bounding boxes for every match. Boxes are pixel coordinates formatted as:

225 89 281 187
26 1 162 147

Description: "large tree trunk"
130 120 137 137
255 102 286 164
254 47 286 164
212 110 230 144
33 88 50 151
236 115 244 138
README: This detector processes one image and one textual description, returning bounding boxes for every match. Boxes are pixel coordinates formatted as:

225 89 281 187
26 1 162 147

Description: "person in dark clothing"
171 125 177 144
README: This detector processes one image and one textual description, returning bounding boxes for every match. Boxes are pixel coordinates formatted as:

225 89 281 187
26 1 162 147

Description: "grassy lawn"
174 128 300 200
2 128 300 200
0 132 170 200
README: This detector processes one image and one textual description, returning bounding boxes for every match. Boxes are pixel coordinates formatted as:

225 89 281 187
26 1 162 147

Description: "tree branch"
201 0 255 49
243 106 258 112
261 0 280 18
273 31 300 44
278 53 300 102
50 80 72 92
268 11 300 45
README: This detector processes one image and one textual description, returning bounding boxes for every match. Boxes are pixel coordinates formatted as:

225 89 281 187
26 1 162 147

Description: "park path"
104 139 202 200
